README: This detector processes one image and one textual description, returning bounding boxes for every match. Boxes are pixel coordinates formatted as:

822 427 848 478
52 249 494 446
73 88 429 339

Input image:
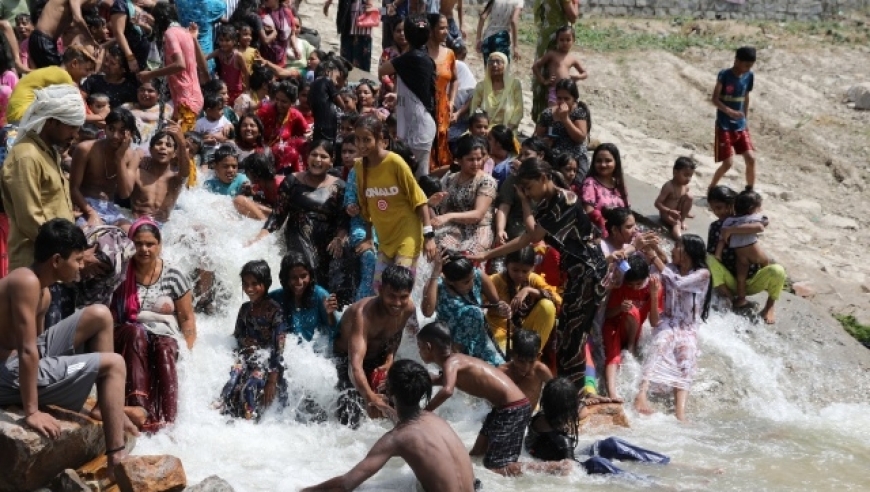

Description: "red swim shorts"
714 126 754 163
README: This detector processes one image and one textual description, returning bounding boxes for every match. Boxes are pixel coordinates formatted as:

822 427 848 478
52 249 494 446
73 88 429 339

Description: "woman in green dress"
531 0 580 121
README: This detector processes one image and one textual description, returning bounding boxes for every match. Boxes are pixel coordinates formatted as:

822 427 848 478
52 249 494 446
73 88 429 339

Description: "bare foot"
634 394 655 415
761 306 776 325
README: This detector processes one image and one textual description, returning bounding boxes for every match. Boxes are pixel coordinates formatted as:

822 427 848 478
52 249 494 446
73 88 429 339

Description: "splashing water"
135 189 870 491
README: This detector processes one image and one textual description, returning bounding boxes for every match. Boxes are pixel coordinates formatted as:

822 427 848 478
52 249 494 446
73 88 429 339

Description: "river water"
134 189 870 491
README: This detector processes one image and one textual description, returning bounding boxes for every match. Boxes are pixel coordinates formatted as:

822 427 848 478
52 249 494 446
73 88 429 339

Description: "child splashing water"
532 25 588 109
634 234 712 422
218 260 288 421
203 144 249 197
269 253 338 353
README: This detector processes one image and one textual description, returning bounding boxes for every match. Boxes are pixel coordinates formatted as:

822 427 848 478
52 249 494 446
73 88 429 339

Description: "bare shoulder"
534 362 554 382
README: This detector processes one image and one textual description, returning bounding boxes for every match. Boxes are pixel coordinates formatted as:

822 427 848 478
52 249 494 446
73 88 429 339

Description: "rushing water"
135 189 870 491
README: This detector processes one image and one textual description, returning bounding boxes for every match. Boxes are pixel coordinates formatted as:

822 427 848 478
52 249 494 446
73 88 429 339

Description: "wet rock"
792 281 816 298
0 405 105 492
116 455 186 492
846 83 870 110
579 402 630 430
186 475 236 492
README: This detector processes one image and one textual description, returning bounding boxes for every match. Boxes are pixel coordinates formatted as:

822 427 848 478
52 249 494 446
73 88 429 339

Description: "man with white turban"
0 84 86 269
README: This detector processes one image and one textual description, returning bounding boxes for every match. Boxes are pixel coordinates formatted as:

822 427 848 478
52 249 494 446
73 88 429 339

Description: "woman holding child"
112 217 198 432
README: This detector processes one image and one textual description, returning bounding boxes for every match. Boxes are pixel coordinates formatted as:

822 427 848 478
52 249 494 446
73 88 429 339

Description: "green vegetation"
835 314 870 347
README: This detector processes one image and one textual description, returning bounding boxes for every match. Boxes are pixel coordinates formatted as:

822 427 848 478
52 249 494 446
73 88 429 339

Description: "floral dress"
642 264 710 392
219 298 288 420
436 270 505 366
257 102 308 173
581 176 629 237
435 172 497 256
538 105 591 176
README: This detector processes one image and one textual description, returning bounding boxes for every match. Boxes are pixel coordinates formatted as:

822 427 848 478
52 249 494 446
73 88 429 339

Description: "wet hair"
417 175 442 198
389 140 418 176
14 13 31 25
589 143 628 200
105 107 142 143
86 93 109 105
338 87 358 102
131 223 162 244
674 156 698 171
540 378 580 444
203 93 224 111
511 329 541 360
242 153 275 181
235 22 253 34
85 14 105 29
520 136 552 164
441 251 474 283
706 185 738 205
603 207 633 237
554 24 576 41
388 359 432 418
622 255 651 283
736 46 757 62
235 113 265 147
216 24 238 41
149 129 177 150
355 114 384 139
274 79 299 104
249 64 275 92
315 57 350 80
34 219 88 263
211 144 239 166
106 44 129 73
307 139 334 161
381 264 415 293
334 138 358 167
185 131 204 157
489 124 518 155
417 320 453 349
734 190 762 216
454 134 488 160
62 45 96 66
309 48 327 63
279 252 316 309
515 158 568 189
151 1 179 43
505 246 537 267
404 15 431 48
679 234 712 321
240 259 272 290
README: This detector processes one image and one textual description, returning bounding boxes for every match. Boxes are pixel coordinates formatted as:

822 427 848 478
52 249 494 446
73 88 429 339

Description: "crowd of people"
0 0 788 487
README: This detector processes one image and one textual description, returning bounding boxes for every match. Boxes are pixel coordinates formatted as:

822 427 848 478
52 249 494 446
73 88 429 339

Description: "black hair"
86 92 109 105
622 255 651 283
388 359 433 420
105 107 142 143
307 139 334 161
62 45 96 66
240 259 272 290
674 156 698 171
540 378 580 446
417 320 453 349
381 264 415 293
132 222 162 243
489 124 518 156
734 190 762 216
441 252 474 283
335 137 357 165
706 185 738 205
151 1 179 45
106 44 128 74
216 24 238 41
355 79 378 98
736 46 757 62
417 175 442 198
33 218 88 263
309 48 327 63
426 13 445 31
279 252 316 309
679 234 712 321
249 64 275 92
404 14 431 48
203 93 224 111
14 13 30 24
315 57 350 80
338 87 357 101
202 78 228 98
454 134 488 160
211 144 239 166
552 79 592 136
515 158 568 189
235 112 265 148
553 152 581 180
84 14 105 29
505 246 536 267
185 131 205 157
388 140 418 176
274 79 300 104
149 129 178 150
242 152 276 181
511 329 541 360
385 112 397 128
554 24 576 41
603 207 633 237
589 143 627 200
340 112 361 126
520 136 552 164
468 110 490 129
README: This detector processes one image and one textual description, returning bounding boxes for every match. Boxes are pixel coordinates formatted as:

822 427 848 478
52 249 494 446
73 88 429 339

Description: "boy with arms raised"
709 46 757 191
499 329 553 411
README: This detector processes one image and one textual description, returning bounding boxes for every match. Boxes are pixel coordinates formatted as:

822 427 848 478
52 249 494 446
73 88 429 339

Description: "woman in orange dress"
427 14 458 176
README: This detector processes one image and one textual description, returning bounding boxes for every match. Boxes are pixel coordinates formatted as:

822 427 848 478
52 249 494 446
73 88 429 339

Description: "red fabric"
603 282 663 365
715 126 754 162
534 245 566 290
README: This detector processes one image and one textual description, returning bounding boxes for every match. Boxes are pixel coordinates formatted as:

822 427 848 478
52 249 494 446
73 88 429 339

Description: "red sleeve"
289 108 306 137
607 286 624 309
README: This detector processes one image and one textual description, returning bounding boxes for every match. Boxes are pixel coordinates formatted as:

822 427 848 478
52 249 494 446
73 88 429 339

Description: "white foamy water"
135 189 870 491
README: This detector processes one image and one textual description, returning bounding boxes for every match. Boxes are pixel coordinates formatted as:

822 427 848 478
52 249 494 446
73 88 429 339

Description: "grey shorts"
0 309 100 411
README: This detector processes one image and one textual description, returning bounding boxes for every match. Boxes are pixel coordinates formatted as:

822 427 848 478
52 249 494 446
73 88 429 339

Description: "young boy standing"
499 329 553 410
709 46 757 192
655 156 697 239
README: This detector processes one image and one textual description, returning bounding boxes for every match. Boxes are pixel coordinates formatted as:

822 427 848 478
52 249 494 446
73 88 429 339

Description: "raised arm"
301 434 397 492
109 13 139 72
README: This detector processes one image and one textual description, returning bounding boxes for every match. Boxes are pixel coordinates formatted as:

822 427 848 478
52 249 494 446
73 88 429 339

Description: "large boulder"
846 83 870 110
0 405 105 492
579 402 631 430
116 455 187 492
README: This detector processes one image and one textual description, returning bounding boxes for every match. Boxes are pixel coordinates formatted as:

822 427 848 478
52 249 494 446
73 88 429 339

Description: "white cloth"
454 60 477 108
395 77 436 158
19 84 86 134
481 0 522 41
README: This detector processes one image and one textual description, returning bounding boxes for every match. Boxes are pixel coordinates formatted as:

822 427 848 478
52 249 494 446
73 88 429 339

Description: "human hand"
648 275 660 295
428 191 447 208
554 102 570 121
424 237 438 263
188 22 199 38
240 182 254 196
728 109 745 120
25 411 61 439
81 244 110 278
450 111 459 124
514 184 528 202
620 300 633 313
355 238 374 254
512 48 520 62
127 57 140 73
496 230 508 245
382 93 397 109
465 252 485 263
346 203 360 216
668 209 681 223
324 293 338 314
367 393 397 421
430 214 446 228
327 236 346 257
511 287 531 312
386 3 396 15
547 75 557 86
496 300 511 318
245 229 269 247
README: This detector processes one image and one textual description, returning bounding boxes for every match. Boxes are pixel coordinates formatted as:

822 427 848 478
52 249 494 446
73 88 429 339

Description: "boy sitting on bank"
418 321 568 477
655 156 697 239
499 329 553 411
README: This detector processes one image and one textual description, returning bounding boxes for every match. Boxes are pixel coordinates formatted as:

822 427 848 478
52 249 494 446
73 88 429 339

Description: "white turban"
19 84 86 134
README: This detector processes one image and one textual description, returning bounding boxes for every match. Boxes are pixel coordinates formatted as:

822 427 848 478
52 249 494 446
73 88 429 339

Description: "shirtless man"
0 219 134 479
333 264 417 428
70 107 142 231
499 329 553 411
129 120 190 224
302 360 478 492
29 0 101 69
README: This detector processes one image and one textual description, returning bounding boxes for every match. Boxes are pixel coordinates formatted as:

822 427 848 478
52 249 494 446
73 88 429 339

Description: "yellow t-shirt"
7 67 76 123
354 152 427 258
486 272 563 347
242 47 258 76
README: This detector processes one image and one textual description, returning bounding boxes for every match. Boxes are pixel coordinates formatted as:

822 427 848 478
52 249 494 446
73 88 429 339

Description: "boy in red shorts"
603 255 662 400
709 46 757 192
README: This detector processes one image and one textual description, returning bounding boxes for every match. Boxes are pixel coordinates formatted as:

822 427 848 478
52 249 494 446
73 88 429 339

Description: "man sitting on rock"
0 219 135 477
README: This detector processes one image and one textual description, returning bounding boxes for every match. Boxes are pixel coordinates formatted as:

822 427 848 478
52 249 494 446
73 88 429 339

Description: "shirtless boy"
532 25 587 108
655 156 697 239
333 265 417 427
129 120 190 224
0 219 134 479
70 108 142 231
419 321 567 477
29 0 101 69
499 329 552 411
438 0 465 49
302 360 478 492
